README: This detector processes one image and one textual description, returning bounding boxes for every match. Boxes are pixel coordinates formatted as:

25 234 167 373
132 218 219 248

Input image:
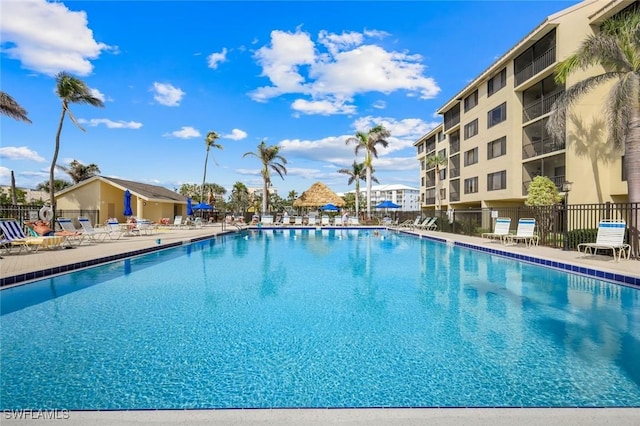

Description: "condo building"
415 0 636 210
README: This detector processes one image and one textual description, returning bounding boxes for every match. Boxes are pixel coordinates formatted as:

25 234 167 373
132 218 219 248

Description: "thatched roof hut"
293 182 346 208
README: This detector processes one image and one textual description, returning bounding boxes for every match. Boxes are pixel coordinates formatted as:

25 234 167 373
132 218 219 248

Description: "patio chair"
0 219 46 253
504 218 539 247
416 217 437 231
348 217 360 226
78 217 111 242
23 220 69 249
334 216 343 226
172 215 188 229
481 217 511 242
321 215 330 226
105 219 125 239
307 215 318 226
261 215 274 226
577 219 631 262
56 218 87 245
294 216 303 226
400 216 421 229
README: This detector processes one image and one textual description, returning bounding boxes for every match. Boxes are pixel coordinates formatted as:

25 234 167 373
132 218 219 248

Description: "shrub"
567 228 598 249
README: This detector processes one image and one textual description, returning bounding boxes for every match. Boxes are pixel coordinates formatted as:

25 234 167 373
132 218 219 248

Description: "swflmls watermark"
3 409 70 420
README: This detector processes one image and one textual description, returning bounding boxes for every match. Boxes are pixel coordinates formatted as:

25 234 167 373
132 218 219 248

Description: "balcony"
522 137 565 159
449 192 460 202
425 197 436 205
522 90 563 123
515 46 556 86
522 174 565 196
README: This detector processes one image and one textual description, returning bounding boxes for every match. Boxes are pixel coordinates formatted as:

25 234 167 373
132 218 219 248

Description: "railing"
515 46 556 86
522 90 563 122
0 204 100 231
450 139 460 154
522 175 565 195
449 192 460 202
450 167 460 179
431 202 639 259
522 137 565 159
425 197 436 205
444 112 460 131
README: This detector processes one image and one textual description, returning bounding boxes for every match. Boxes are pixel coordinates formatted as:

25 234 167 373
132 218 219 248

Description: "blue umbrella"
123 189 133 216
186 197 194 216
193 202 214 210
375 200 401 209
320 203 340 211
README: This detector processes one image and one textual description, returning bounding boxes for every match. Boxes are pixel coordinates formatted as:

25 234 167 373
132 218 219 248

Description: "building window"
464 90 478 112
464 177 479 194
487 68 507 96
437 131 446 142
487 136 506 159
439 188 446 201
487 170 507 191
417 143 424 154
464 147 478 166
464 119 478 140
439 168 447 180
488 102 507 128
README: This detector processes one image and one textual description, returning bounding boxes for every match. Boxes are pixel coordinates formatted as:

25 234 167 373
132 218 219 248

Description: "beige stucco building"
55 176 188 224
415 0 635 211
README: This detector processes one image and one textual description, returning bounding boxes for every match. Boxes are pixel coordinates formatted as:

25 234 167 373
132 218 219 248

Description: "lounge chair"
504 218 539 247
172 215 188 229
307 215 318 226
577 219 631 262
105 219 125 239
348 217 360 226
56 218 87 245
282 215 292 226
261 214 274 226
334 216 343 226
78 217 111 242
481 217 511 242
0 219 47 253
400 216 421 229
416 217 437 231
294 216 303 226
321 215 330 226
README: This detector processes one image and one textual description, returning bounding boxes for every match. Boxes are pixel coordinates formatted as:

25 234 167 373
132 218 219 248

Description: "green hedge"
567 228 598 249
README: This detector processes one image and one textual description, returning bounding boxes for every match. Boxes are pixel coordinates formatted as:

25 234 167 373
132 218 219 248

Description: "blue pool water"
1 228 639 409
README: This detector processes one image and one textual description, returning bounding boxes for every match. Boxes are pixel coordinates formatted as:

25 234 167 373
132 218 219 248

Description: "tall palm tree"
0 91 31 123
243 141 287 214
50 72 104 217
229 181 250 214
338 160 371 219
426 153 447 210
201 131 223 203
346 124 390 219
56 159 100 184
547 11 640 203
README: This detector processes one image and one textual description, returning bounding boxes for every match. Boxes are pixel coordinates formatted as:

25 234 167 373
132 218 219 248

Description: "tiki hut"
293 182 346 209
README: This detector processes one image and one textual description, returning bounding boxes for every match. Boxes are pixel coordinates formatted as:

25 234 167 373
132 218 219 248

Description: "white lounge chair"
172 215 188 229
577 219 631 262
334 216 343 226
348 217 360 226
416 217 437 231
504 218 538 247
56 217 87 245
400 216 421 229
321 215 330 226
294 216 303 226
482 217 511 242
105 219 125 239
307 215 318 226
78 217 112 242
261 215 274 225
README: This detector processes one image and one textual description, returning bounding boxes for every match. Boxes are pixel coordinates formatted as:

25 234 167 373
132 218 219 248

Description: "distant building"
343 184 420 212
0 186 48 204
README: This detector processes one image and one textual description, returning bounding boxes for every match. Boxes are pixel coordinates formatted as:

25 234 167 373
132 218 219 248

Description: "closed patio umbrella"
123 189 133 216
187 197 194 216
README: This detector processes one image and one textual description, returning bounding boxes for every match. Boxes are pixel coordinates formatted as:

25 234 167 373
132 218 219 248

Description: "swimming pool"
1 228 639 409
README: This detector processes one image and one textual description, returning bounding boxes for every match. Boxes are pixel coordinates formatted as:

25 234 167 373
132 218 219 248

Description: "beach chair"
0 219 46 253
307 215 318 226
105 219 125 239
504 218 539 247
294 216 303 226
172 215 188 229
577 219 631 262
334 216 343 226
481 217 511 242
261 215 274 226
416 217 437 231
348 217 360 226
321 215 330 226
400 216 421 229
78 217 111 242
56 218 87 245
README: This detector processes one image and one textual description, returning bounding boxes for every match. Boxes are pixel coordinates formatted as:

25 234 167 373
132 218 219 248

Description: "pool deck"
1 224 639 425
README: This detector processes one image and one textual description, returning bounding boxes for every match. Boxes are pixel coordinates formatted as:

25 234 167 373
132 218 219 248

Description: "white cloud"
164 126 201 139
372 100 386 109
207 48 228 69
152 82 185 106
77 118 143 129
249 28 440 115
0 146 46 162
0 167 10 179
89 88 107 102
0 0 113 76
223 129 248 140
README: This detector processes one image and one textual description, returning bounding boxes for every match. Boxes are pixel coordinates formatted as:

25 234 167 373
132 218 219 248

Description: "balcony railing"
522 90 564 122
426 178 436 188
522 174 565 195
522 137 565 159
449 192 460 202
450 167 460 179
515 46 556 86
444 113 460 132
425 197 436 205
450 139 460 154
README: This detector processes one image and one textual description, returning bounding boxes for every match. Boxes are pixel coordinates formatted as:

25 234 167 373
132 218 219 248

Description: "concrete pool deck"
1 224 639 425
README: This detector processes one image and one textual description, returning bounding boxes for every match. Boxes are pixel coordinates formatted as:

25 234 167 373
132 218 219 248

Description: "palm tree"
0 91 31 123
35 179 72 192
201 131 223 203
243 141 287 214
547 11 640 203
426 153 447 210
56 159 100 184
50 72 104 217
229 181 250 215
346 124 390 219
338 160 370 219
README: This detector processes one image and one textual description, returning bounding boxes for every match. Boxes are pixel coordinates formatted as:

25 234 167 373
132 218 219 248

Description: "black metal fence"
0 204 99 231
423 202 639 259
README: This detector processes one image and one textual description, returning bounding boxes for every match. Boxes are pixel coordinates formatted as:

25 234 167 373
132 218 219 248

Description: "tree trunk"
50 105 67 227
201 148 210 203
355 181 360 219
262 172 269 214
366 162 372 220
626 108 640 204
10 170 17 204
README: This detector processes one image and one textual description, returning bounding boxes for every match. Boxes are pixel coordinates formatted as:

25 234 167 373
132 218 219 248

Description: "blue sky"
0 0 580 196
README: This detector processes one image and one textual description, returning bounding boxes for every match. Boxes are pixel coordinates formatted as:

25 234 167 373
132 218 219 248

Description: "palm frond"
606 74 638 150
0 91 32 123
